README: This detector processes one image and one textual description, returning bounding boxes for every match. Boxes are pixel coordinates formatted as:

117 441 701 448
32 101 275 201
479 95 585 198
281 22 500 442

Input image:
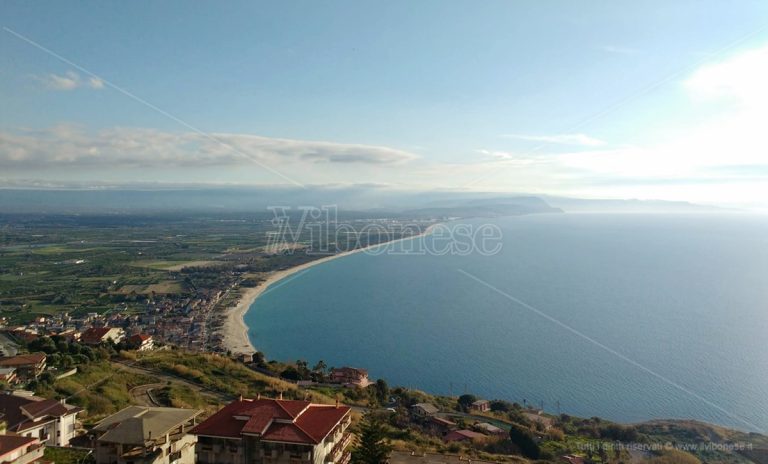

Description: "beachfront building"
191 397 352 464
329 367 370 387
0 392 81 446
92 406 202 464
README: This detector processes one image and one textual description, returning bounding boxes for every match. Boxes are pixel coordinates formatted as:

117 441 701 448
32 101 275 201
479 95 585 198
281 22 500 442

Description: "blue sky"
2 1 768 207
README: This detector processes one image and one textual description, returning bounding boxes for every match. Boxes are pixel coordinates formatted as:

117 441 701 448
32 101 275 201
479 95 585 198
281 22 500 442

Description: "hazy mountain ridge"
0 186 724 215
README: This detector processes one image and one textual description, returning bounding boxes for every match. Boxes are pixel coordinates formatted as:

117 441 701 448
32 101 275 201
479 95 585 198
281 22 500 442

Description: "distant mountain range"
0 185 727 216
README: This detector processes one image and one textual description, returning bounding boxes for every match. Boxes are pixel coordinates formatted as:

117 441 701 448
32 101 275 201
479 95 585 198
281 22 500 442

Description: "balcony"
327 433 353 463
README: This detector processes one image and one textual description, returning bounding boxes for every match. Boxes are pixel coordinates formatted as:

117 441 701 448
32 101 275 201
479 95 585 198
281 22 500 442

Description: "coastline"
219 224 438 355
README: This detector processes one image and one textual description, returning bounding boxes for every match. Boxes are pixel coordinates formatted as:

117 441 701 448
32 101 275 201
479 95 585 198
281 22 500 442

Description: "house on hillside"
329 367 370 387
0 435 45 464
93 406 201 464
470 399 490 412
128 334 154 351
80 327 125 345
0 367 18 385
0 392 81 446
426 416 456 435
0 353 46 381
473 422 506 436
410 403 439 418
191 397 352 464
443 430 486 443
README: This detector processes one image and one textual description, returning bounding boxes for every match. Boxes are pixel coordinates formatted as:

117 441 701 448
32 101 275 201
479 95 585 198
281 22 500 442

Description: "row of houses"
0 395 353 464
410 402 508 444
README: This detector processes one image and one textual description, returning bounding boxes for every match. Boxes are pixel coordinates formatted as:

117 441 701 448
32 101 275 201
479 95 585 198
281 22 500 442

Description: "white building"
0 393 81 446
93 406 202 464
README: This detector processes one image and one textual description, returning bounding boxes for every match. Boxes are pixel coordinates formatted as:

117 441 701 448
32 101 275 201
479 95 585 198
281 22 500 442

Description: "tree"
312 360 327 382
296 360 310 380
490 399 513 412
29 336 56 354
457 394 477 412
351 414 392 464
313 360 327 373
281 366 305 381
374 379 389 406
508 423 540 459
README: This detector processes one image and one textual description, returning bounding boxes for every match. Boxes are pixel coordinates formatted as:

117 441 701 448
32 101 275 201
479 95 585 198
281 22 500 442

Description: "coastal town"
0 216 765 464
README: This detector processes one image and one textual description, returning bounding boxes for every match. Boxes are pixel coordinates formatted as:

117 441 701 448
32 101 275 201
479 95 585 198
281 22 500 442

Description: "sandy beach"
219 225 437 355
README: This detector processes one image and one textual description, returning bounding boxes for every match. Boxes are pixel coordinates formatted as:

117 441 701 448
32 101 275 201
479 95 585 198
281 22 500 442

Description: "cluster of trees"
28 336 107 366
277 359 391 407
23 336 112 392
280 359 329 382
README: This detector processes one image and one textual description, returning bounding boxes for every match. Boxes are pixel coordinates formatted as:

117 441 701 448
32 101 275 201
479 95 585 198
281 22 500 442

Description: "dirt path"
112 359 232 405
129 382 165 406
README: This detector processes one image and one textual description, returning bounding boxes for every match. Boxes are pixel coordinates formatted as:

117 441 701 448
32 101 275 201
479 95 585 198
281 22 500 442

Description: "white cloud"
0 125 417 168
36 71 105 91
88 77 104 89
599 45 641 55
684 46 768 105
559 43 768 179
501 133 606 147
465 44 768 206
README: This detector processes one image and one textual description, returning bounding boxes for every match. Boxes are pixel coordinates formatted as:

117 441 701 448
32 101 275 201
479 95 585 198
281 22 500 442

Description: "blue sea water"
245 213 768 432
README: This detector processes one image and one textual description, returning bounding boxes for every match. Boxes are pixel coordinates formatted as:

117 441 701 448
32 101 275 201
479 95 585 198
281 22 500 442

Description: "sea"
244 213 768 432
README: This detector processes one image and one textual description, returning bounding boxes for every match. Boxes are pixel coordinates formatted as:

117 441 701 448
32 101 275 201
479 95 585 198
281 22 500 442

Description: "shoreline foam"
219 224 437 354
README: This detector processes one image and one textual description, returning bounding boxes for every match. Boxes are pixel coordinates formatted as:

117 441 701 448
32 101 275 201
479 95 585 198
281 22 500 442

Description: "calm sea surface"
245 213 768 431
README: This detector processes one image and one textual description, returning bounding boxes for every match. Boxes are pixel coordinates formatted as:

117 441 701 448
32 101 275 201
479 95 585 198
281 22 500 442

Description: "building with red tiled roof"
443 429 486 443
329 367 370 387
80 327 124 345
128 334 154 351
191 397 352 464
0 434 44 464
0 392 81 446
0 353 46 380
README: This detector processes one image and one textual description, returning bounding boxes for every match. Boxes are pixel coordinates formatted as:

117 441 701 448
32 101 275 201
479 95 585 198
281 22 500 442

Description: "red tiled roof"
80 327 112 343
0 435 37 457
331 367 368 377
0 353 46 367
21 398 71 419
130 334 151 342
191 398 349 445
0 394 81 433
444 430 486 442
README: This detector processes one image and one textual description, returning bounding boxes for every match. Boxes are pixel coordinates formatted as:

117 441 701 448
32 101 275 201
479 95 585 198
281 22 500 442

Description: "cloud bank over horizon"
0 125 418 169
